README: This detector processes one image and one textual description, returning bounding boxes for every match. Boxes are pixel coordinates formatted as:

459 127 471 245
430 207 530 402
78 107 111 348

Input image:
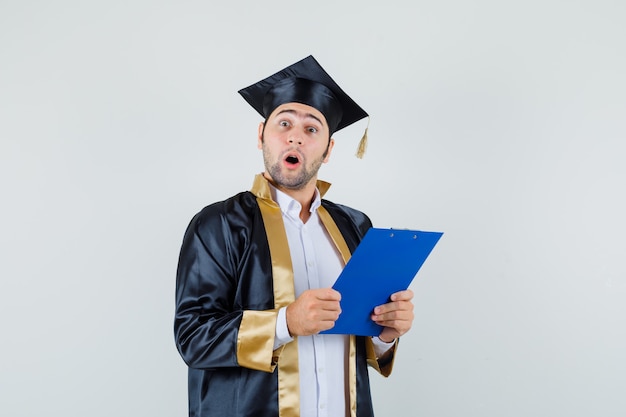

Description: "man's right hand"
285 288 341 336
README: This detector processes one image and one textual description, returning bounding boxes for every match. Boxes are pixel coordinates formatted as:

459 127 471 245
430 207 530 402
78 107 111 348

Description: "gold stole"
242 174 364 417
316 207 358 417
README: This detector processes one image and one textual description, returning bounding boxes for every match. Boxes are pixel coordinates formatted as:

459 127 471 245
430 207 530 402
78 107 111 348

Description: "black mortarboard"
238 56 369 154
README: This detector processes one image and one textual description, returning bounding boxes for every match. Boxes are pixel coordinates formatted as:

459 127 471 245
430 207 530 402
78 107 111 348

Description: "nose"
288 135 302 145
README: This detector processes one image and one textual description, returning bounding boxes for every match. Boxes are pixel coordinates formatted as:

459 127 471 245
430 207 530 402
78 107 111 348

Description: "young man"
174 55 414 417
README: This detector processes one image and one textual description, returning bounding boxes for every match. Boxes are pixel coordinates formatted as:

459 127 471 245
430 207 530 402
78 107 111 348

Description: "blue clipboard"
321 228 443 336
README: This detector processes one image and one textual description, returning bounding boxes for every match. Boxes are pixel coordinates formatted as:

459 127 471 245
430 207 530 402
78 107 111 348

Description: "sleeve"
365 337 398 377
273 306 294 350
371 336 395 357
174 209 279 373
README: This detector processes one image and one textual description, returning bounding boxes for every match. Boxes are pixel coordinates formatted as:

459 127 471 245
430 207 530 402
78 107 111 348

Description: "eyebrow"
275 109 325 127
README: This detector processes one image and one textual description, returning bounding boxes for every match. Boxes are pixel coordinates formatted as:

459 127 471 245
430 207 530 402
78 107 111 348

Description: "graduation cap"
238 55 370 158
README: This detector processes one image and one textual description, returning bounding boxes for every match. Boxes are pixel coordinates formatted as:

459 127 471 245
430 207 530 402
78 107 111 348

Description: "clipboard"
321 228 443 336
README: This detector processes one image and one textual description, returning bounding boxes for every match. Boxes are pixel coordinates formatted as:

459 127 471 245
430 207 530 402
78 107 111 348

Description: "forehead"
268 102 328 126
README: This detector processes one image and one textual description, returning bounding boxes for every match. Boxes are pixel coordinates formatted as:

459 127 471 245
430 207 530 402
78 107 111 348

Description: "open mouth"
284 152 301 167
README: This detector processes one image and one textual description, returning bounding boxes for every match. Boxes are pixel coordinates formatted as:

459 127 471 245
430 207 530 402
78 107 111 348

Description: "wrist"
378 335 395 344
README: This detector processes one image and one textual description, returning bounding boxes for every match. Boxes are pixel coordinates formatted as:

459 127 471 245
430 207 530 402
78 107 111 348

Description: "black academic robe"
174 175 396 417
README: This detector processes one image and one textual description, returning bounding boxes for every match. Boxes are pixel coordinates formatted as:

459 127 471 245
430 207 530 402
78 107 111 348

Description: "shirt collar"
269 184 322 223
251 173 332 202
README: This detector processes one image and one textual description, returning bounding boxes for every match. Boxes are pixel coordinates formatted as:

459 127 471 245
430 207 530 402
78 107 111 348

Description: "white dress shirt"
270 185 393 417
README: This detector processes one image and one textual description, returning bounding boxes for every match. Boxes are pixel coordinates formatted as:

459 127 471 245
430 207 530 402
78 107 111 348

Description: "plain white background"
1 1 625 416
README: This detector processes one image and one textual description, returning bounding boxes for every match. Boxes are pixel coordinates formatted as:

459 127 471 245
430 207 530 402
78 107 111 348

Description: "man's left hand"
371 289 414 343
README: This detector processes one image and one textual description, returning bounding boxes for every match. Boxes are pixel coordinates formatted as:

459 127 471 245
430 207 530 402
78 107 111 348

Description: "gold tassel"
355 117 370 159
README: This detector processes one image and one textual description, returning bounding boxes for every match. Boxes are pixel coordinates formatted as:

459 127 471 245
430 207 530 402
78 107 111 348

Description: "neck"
264 173 317 222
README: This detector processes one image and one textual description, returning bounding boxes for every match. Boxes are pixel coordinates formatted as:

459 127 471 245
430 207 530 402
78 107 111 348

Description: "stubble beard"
262 145 325 191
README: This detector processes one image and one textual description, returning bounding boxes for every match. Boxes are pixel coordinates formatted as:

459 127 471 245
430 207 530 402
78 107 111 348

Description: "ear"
323 138 335 163
257 122 264 149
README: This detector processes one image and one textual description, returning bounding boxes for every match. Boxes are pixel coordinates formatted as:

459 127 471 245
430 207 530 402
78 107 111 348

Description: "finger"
318 300 342 313
377 320 411 336
372 309 413 323
315 288 341 301
309 308 341 327
372 313 413 329
373 300 413 316
390 289 414 302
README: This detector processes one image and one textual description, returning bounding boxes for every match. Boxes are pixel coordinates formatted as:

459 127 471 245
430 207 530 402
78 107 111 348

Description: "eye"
279 120 290 127
307 126 318 134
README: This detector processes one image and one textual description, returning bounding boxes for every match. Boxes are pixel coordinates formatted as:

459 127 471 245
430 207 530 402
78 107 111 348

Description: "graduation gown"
174 174 396 417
